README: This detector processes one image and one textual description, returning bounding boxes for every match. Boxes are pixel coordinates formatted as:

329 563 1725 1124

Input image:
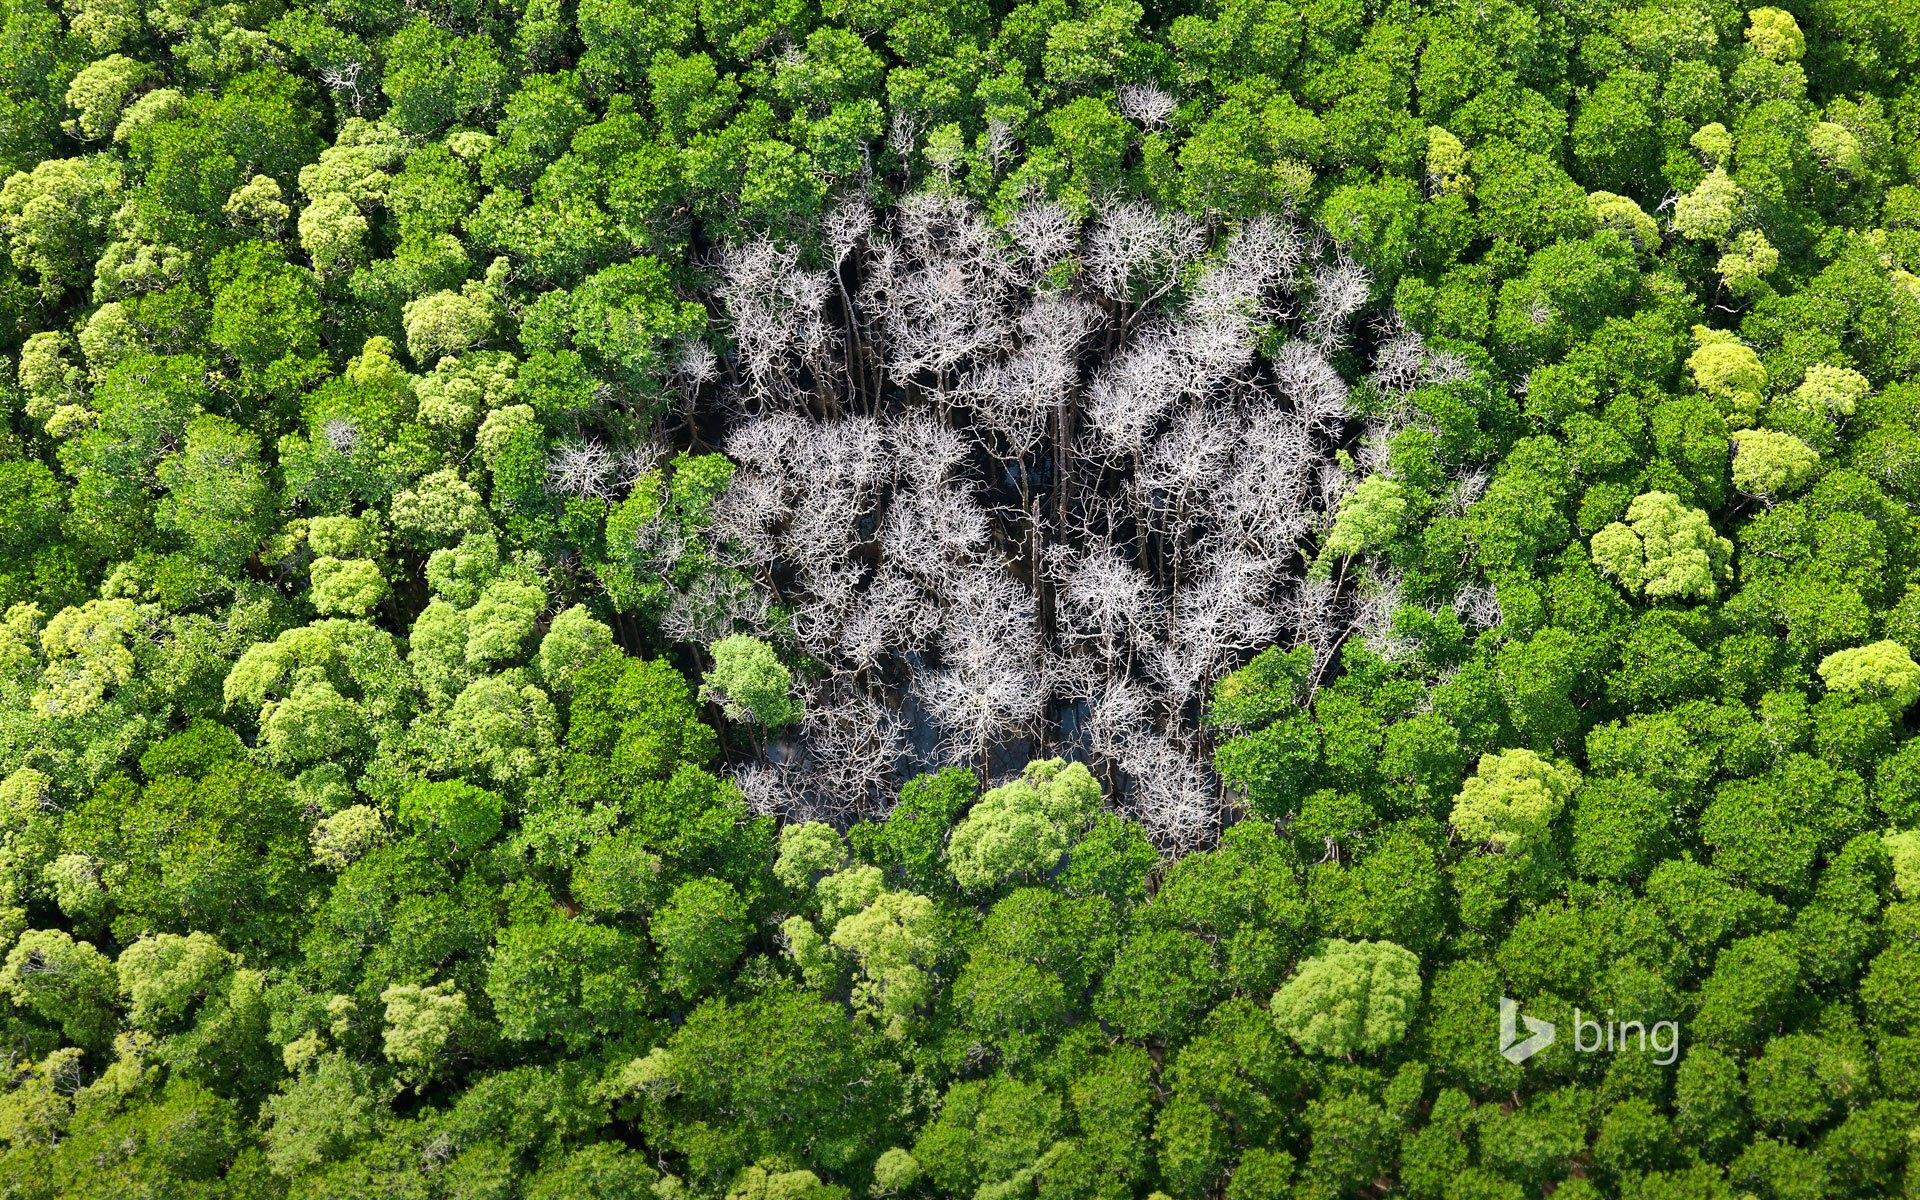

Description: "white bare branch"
676 196 1410 837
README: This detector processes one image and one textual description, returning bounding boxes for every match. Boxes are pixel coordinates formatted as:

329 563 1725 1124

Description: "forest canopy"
4 0 1920 1196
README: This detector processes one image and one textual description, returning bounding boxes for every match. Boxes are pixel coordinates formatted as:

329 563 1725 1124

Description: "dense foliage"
3 0 1920 1195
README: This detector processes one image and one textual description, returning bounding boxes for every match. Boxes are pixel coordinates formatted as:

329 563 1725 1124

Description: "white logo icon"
1499 996 1556 1064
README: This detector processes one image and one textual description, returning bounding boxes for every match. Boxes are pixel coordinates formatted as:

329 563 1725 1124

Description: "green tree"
486 915 653 1050
207 241 324 396
155 415 271 571
1271 938 1422 1057
1818 641 1920 710
396 779 504 859
1093 925 1222 1043
1590 492 1734 602
382 20 506 136
652 877 749 999
702 634 802 729
630 987 906 1186
947 759 1101 892
1449 749 1580 855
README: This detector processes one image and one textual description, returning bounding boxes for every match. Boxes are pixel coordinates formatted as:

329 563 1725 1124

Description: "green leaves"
381 20 506 137
1448 748 1579 856
1590 491 1733 603
652 877 749 999
0 0 1918 1193
1819 640 1920 710
633 987 907 1186
487 915 653 1049
947 758 1101 892
1270 938 1421 1058
207 241 324 397
524 257 706 398
398 780 504 859
701 635 802 729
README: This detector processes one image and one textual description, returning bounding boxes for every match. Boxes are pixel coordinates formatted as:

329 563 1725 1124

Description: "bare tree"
547 440 615 500
669 195 1459 846
1115 83 1177 129
323 417 361 454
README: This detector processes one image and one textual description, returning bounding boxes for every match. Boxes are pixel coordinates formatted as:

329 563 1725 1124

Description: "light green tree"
1691 122 1734 168
15 332 87 431
947 759 1102 891
774 821 847 890
66 0 143 50
310 804 388 869
1810 122 1864 173
116 931 235 1029
817 865 885 925
1449 748 1580 855
0 157 121 295
1590 492 1733 602
260 1051 383 1176
224 174 290 232
1787 364 1868 419
537 605 617 693
872 1147 924 1195
1717 229 1779 297
1322 476 1409 562
1687 327 1767 425
34 598 140 718
0 1048 85 1147
830 890 941 1037
434 674 559 785
416 351 516 437
1426 127 1469 195
1731 429 1819 500
75 301 142 380
725 1162 845 1200
310 558 388 617
1819 641 1920 710
1745 7 1804 61
1271 939 1422 1057
379 981 468 1071
403 288 495 364
41 854 105 923
63 54 149 141
1885 830 1920 898
298 190 369 277
223 619 413 768
261 683 371 768
779 914 847 992
0 929 118 1048
1672 169 1743 243
701 635 802 729
1589 192 1660 253
297 118 407 208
